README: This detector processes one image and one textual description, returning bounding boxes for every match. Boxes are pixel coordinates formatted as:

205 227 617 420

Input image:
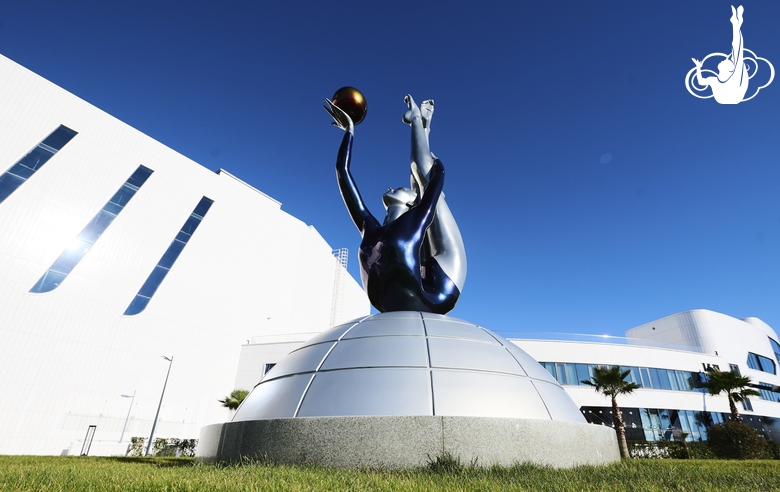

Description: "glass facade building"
542 359 780 441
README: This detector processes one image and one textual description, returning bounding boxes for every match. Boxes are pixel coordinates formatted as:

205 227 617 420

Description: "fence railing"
502 331 706 353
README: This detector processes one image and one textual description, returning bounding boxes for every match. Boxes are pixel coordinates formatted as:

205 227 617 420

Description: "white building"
0 54 369 455
512 310 780 442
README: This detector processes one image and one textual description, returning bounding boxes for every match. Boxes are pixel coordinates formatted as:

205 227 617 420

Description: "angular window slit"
123 196 214 316
0 125 77 204
30 166 153 293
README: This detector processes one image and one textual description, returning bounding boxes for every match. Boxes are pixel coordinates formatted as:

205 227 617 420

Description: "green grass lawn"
1 456 779 492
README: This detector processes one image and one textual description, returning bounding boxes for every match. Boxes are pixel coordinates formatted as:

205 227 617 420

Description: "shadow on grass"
107 457 195 468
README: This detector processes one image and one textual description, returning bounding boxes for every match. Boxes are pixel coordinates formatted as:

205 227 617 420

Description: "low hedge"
628 440 689 459
629 428 777 460
127 437 198 457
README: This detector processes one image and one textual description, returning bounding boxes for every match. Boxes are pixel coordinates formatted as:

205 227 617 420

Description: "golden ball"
332 86 367 125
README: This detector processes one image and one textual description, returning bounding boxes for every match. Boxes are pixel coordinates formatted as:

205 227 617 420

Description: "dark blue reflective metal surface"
335 132 459 314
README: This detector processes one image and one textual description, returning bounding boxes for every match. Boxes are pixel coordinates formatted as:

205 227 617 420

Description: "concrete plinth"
196 416 620 468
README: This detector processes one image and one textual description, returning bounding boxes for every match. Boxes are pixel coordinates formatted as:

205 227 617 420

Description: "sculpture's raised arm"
324 99 379 236
404 156 445 240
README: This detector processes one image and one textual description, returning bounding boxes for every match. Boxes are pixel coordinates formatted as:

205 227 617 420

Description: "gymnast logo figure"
686 5 774 104
324 95 467 314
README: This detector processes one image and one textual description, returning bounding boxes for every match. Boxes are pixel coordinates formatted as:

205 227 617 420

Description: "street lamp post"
145 356 173 457
119 390 136 443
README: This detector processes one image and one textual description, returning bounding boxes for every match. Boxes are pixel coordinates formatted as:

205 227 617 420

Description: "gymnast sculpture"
691 5 748 104
324 95 466 314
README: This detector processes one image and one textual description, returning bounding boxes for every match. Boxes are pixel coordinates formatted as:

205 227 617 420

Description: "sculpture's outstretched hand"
323 99 354 134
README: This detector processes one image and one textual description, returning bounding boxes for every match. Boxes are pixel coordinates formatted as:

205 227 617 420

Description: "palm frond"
218 389 250 410
699 369 755 397
582 365 639 398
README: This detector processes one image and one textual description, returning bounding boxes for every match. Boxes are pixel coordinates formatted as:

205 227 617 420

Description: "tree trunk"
612 396 630 459
682 439 691 459
728 394 742 423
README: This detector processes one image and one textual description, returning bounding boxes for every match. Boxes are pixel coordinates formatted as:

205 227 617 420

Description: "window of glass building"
769 338 780 365
541 361 698 393
582 406 720 442
0 125 78 204
554 363 566 385
676 370 693 391
575 362 591 385
747 352 776 374
627 367 641 386
757 382 780 403
542 362 596 386
639 408 665 441
124 196 214 316
29 166 153 293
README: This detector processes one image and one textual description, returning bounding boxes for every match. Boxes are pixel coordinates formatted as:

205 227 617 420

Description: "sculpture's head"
717 58 735 81
382 187 416 209
382 187 417 223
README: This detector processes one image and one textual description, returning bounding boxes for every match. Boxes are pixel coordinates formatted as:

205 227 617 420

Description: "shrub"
628 441 685 459
706 422 770 459
765 439 780 460
628 440 717 459
168 439 198 457
128 437 145 457
153 438 170 456
127 437 198 457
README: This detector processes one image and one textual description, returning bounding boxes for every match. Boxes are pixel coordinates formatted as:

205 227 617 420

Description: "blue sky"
2 1 778 337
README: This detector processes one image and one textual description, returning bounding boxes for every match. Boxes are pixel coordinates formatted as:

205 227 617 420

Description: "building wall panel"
0 54 369 455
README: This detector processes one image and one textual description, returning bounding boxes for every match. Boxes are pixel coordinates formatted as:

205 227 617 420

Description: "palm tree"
698 369 759 423
218 389 249 411
582 365 639 459
678 430 692 459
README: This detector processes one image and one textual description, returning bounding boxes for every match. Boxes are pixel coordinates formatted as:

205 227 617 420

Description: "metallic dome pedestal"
196 312 620 468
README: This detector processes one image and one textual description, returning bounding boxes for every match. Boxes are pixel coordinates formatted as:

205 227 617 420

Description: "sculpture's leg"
404 95 434 186
727 6 749 91
421 99 434 145
404 95 467 292
732 6 746 80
